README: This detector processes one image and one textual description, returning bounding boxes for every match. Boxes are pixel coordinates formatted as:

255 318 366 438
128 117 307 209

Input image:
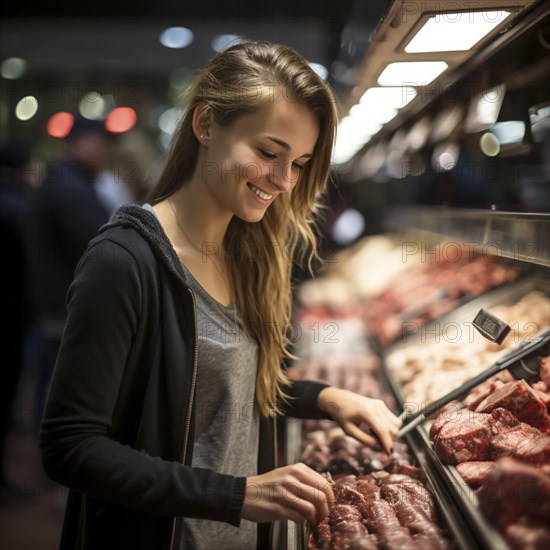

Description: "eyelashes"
257 149 305 171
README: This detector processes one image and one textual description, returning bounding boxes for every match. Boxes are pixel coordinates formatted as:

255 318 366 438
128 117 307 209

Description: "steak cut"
476 380 550 433
512 436 550 465
434 412 493 464
490 423 545 460
455 461 497 486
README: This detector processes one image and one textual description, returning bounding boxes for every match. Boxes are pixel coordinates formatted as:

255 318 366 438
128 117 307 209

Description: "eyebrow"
266 136 313 158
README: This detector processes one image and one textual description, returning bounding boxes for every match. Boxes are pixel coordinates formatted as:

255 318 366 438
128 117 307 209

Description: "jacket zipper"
169 288 199 550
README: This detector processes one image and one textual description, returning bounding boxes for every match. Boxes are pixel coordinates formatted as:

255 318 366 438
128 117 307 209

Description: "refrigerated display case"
283 207 550 550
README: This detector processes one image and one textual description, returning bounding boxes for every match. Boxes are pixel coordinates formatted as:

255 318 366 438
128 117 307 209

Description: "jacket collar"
99 203 189 286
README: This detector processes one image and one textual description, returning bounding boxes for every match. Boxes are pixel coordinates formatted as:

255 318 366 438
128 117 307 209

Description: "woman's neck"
169 172 232 257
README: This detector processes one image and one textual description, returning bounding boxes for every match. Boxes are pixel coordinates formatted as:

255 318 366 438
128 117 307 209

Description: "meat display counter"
283 208 550 550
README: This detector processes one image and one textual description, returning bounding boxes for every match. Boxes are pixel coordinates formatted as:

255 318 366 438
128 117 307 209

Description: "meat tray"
285 419 479 550
379 271 550 550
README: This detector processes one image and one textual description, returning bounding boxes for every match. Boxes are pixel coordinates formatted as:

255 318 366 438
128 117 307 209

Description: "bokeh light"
47 112 75 138
105 107 137 133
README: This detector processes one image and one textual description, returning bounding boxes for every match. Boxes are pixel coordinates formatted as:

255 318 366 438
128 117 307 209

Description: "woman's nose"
268 161 297 193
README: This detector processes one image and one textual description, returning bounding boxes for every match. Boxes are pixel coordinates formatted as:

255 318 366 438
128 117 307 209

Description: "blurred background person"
27 118 113 428
0 144 33 494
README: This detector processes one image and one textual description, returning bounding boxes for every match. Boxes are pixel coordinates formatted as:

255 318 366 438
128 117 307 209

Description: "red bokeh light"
105 107 137 133
47 112 75 138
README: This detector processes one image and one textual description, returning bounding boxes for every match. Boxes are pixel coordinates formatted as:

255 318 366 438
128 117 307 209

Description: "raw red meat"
392 463 421 479
476 380 550 433
489 407 520 431
540 356 550 387
380 482 437 524
465 378 506 410
512 436 550 465
433 412 493 464
455 461 496 486
505 524 550 550
477 458 550 547
490 423 545 461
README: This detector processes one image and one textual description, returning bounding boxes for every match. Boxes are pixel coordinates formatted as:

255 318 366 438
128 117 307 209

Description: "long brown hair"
147 40 338 416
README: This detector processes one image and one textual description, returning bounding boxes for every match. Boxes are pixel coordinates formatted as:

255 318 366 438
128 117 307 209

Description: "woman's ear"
192 103 212 146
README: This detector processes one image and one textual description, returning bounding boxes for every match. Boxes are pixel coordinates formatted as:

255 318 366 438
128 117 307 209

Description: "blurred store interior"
1 0 549 548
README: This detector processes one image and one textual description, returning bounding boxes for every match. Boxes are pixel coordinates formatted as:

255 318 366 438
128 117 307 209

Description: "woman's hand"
317 387 402 454
241 463 334 525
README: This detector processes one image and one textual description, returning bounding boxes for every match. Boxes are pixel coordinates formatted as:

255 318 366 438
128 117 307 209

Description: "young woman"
40 41 401 550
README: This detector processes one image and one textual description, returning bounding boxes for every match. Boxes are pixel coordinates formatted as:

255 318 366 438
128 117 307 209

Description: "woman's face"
201 95 320 223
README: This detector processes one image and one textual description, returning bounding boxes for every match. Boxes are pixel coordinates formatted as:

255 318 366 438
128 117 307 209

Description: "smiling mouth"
248 183 273 201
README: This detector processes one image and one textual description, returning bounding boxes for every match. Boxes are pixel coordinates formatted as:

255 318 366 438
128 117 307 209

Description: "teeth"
250 184 272 201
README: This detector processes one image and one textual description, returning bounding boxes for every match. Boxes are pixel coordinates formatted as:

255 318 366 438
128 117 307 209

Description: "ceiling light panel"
377 62 448 86
405 10 512 53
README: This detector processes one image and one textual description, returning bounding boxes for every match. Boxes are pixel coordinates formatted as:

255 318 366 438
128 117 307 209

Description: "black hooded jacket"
40 204 330 550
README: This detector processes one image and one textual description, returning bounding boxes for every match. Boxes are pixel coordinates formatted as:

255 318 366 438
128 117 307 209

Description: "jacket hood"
99 203 189 285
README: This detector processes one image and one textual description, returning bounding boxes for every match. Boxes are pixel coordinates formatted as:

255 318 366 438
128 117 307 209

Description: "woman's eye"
292 162 305 171
258 149 277 159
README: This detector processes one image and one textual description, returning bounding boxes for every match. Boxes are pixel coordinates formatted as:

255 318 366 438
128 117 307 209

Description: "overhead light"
432 143 459 171
431 105 464 142
160 27 194 49
480 132 500 156
359 86 417 110
465 84 506 133
407 116 431 151
349 102 398 125
490 121 525 145
405 10 512 53
378 62 448 86
333 116 381 164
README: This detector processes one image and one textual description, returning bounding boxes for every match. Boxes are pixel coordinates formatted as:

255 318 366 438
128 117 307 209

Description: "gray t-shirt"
141 203 259 549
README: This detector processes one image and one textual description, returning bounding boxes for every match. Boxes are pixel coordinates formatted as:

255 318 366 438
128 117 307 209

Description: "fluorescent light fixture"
349 102 398 125
405 10 511 53
378 62 448 86
407 116 431 151
431 105 464 142
490 121 525 144
465 84 506 132
359 86 417 110
333 116 381 164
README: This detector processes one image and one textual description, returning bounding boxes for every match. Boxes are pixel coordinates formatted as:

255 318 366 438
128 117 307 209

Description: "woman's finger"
282 479 330 522
341 421 380 449
289 463 334 509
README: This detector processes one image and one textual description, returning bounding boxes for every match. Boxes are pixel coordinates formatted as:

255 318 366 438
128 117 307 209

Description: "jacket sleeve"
281 380 333 420
40 238 245 527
